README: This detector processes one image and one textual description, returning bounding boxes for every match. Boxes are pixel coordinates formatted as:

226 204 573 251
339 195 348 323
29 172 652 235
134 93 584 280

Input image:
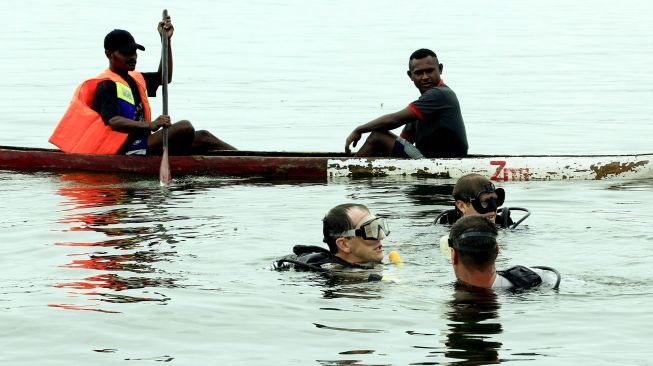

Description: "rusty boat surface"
1 145 651 181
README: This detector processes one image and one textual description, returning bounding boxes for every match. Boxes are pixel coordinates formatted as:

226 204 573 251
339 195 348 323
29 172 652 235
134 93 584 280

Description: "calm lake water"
2 0 653 365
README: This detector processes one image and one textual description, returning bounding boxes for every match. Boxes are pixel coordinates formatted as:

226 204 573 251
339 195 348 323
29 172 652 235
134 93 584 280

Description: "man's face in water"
338 207 385 264
455 191 499 222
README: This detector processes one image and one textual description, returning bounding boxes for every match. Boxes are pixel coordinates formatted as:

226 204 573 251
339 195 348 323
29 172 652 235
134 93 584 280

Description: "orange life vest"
49 69 152 154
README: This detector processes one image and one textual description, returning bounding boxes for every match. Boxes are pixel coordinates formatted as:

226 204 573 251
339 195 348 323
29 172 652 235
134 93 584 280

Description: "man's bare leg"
190 130 237 153
355 131 397 157
148 120 195 155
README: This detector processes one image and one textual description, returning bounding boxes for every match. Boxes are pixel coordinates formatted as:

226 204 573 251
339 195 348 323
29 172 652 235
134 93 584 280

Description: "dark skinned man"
50 15 235 155
345 48 468 158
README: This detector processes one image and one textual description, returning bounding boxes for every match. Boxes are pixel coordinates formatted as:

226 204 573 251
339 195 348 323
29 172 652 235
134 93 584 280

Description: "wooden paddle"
159 9 172 185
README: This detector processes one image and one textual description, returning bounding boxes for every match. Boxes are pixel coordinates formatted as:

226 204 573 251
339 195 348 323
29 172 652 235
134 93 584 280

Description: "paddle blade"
159 147 172 186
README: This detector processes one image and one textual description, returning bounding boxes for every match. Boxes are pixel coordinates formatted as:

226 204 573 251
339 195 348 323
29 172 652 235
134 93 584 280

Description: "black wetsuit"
436 208 514 227
273 245 372 272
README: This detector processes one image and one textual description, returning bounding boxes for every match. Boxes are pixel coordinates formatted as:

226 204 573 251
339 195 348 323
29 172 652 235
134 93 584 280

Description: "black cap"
104 29 145 53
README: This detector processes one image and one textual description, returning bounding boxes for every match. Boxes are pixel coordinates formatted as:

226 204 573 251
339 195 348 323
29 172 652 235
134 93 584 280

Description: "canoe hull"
1 146 652 180
0 146 328 179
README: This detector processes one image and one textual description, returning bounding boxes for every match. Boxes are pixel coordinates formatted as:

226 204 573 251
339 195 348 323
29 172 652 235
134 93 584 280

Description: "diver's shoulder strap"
292 245 331 256
496 207 514 228
274 251 333 273
275 249 368 272
435 208 515 227
531 265 562 289
498 265 542 290
275 245 339 273
435 209 459 225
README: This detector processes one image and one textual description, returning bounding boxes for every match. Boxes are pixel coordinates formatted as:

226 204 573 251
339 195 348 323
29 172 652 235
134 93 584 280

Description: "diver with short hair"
273 203 391 280
435 173 529 229
436 173 530 255
448 215 560 290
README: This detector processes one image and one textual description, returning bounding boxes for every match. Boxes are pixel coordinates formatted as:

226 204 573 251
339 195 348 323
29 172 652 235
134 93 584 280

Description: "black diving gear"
437 182 531 229
273 245 354 272
454 182 505 214
434 206 530 229
455 265 561 291
435 182 531 229
469 188 505 214
273 245 384 281
498 265 542 289
498 265 561 290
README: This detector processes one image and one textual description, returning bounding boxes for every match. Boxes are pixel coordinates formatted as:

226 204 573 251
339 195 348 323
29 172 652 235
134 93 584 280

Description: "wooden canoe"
0 145 651 181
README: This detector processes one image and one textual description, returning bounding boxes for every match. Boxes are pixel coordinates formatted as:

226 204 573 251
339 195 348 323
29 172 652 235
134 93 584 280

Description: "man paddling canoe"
50 15 236 155
345 48 468 158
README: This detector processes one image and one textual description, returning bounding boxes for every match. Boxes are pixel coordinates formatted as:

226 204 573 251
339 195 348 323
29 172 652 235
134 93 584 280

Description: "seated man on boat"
272 203 392 281
448 215 560 290
49 16 236 155
344 48 468 158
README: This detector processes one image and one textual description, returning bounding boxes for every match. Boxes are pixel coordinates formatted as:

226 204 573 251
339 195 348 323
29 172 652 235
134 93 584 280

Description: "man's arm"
107 115 171 133
93 81 171 133
345 107 417 154
140 17 174 97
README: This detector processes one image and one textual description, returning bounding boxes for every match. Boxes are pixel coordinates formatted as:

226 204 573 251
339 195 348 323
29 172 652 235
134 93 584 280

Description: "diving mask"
468 186 505 214
339 217 390 241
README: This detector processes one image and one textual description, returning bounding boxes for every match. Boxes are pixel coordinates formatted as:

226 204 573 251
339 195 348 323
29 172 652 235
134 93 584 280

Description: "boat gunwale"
2 145 652 159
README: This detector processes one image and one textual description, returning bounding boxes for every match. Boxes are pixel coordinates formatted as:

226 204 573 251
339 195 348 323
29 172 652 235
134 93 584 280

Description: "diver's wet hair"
453 173 495 201
322 203 369 253
449 215 498 270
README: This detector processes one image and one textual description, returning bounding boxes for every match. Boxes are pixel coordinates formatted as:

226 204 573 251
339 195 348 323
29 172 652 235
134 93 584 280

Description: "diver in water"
272 203 390 279
436 173 530 255
435 173 530 229
448 215 560 290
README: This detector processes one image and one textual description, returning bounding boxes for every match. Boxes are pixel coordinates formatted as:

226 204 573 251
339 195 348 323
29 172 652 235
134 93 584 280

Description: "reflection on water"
284 273 391 365
2 170 649 364
403 183 455 208
443 286 502 365
48 173 183 313
321 281 385 301
61 250 176 272
312 279 507 365
313 323 386 334
606 178 653 192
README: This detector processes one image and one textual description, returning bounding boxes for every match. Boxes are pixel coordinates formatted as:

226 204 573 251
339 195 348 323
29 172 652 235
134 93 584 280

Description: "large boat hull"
1 146 651 181
327 155 653 180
